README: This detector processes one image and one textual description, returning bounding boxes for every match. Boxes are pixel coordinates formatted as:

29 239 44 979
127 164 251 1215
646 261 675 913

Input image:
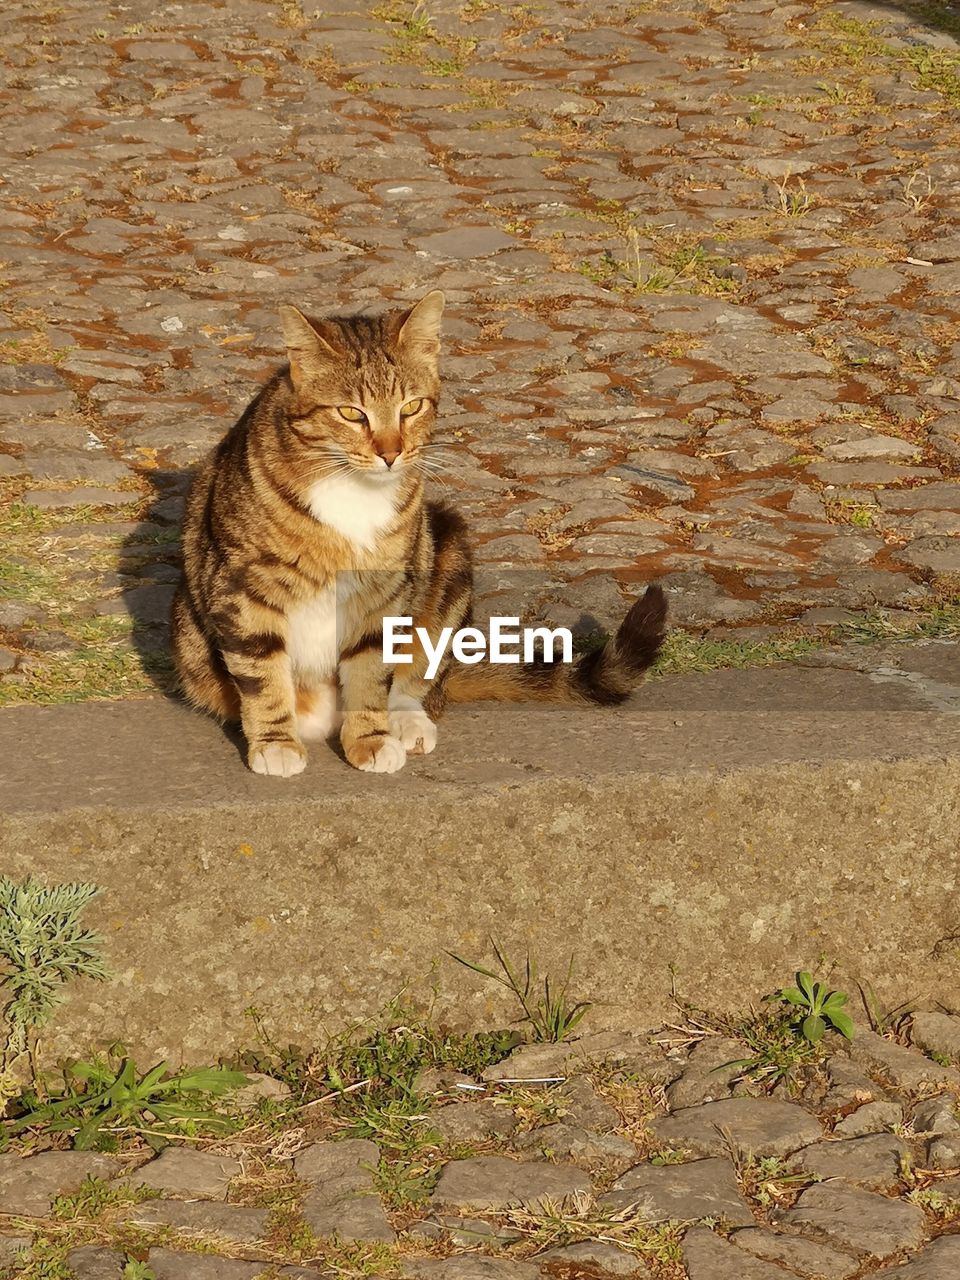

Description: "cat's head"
278 291 444 481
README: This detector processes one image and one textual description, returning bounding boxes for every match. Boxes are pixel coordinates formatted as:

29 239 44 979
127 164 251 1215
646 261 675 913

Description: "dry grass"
504 1190 687 1278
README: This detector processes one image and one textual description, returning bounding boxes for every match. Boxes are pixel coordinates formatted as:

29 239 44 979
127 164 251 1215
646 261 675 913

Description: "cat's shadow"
120 468 251 765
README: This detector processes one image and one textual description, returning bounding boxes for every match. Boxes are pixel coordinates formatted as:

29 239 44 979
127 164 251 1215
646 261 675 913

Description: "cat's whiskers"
416 456 454 476
303 450 356 483
414 455 455 492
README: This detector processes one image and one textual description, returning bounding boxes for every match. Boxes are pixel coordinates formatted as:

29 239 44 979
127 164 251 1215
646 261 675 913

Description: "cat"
171 291 668 777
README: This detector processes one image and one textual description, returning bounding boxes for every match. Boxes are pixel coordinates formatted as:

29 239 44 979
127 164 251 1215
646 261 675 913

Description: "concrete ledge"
2 640 960 1062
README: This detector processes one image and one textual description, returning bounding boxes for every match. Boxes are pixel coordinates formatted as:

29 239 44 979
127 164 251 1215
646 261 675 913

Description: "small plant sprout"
774 971 854 1045
901 169 934 211
448 939 591 1042
857 981 915 1036
123 1263 157 1280
773 172 814 217
735 1153 807 1208
816 80 855 102
52 1175 149 1220
0 877 109 1066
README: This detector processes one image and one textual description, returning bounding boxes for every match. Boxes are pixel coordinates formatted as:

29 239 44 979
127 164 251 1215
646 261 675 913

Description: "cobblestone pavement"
2 0 960 702
4 1009 960 1277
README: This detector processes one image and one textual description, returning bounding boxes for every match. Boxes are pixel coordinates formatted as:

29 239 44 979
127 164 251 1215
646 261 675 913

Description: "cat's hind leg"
171 585 240 721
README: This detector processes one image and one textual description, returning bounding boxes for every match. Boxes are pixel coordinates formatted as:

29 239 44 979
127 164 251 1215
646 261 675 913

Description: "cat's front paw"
389 705 438 755
346 733 407 774
249 739 307 778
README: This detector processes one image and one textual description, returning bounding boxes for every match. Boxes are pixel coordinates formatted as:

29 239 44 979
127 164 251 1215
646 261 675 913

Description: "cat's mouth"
350 458 407 480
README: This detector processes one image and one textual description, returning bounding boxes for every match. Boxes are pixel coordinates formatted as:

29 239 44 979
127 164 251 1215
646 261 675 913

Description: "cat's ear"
279 305 341 388
397 290 445 356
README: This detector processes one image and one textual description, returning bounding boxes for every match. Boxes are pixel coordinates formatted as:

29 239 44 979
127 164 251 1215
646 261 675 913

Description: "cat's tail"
443 584 668 706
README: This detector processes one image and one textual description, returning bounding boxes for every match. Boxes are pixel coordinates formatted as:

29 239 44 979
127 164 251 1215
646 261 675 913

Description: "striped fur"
171 292 668 777
444 585 667 706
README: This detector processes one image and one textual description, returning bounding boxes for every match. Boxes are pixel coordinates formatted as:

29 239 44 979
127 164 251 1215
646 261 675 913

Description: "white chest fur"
305 471 399 553
286 585 338 680
287 472 398 680
287 572 365 679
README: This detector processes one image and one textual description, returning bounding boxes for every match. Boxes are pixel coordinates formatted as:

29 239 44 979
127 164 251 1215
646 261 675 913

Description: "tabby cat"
171 291 667 777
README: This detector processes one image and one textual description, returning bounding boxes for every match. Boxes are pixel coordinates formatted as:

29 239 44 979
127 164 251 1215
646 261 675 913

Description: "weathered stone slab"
146 1251 263 1280
294 1139 379 1193
402 1257 541 1279
683 1227 793 1279
834 1100 903 1138
649 1098 822 1159
64 1248 127 1279
730 1227 860 1279
430 1100 517 1143
128 1150 240 1200
538 1241 646 1274
849 1030 960 1091
294 1140 394 1243
5 683 960 1065
666 1037 744 1107
875 1235 960 1278
302 1190 395 1243
432 1156 590 1210
910 1012 960 1059
777 1183 925 1259
126 1199 269 1242
0 1152 120 1216
793 1134 910 1191
600 1156 753 1225
514 1121 637 1164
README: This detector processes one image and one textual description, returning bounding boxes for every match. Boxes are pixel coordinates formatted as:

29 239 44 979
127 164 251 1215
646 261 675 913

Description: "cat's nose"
378 450 400 468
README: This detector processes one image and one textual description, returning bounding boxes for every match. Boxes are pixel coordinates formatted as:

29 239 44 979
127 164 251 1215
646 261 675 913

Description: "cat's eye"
337 405 366 423
400 398 424 417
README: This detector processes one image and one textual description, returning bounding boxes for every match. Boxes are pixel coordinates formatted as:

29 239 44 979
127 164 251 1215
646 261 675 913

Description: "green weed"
735 1153 808 1208
264 1201 316 1254
772 173 814 217
5 1237 71 1280
651 595 960 681
580 227 737 297
448 939 591 1042
52 1174 151 1219
858 981 916 1036
6 1054 249 1150
719 1006 824 1090
666 975 830 1092
0 878 108 1064
314 1241 403 1278
372 1151 439 1207
908 1184 960 1221
239 1001 516 1101
774 971 854 1045
699 971 852 1090
649 1146 689 1165
809 11 960 107
827 496 879 528
122 1263 156 1280
494 1084 568 1131
341 1084 432 1153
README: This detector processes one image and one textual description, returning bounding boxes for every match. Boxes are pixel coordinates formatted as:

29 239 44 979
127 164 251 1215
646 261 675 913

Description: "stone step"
1 641 959 1063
